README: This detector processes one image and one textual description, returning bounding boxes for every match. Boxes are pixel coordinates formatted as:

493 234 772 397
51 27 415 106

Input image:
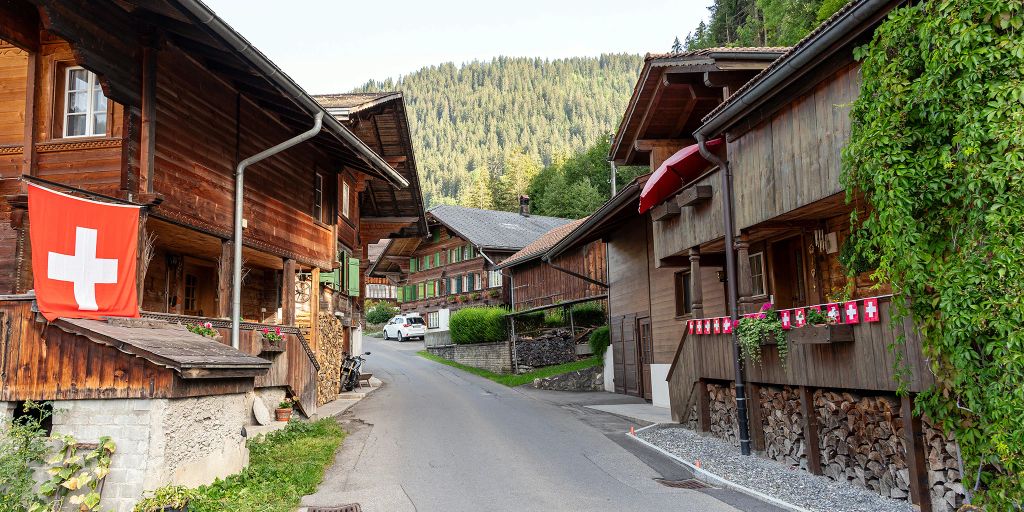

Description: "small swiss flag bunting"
864 298 880 322
826 303 841 323
793 308 806 328
780 310 791 330
713 318 722 334
688 320 695 335
704 319 712 334
695 319 703 335
844 301 860 324
723 317 733 334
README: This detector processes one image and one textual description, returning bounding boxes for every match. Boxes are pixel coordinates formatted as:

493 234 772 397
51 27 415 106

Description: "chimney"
519 195 530 217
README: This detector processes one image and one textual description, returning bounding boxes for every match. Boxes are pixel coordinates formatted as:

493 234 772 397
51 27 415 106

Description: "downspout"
231 112 324 349
698 132 752 456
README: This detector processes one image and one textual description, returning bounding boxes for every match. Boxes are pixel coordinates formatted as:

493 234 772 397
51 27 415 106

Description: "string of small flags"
686 294 893 336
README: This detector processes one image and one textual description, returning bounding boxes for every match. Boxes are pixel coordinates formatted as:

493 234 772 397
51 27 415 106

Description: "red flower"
262 328 269 334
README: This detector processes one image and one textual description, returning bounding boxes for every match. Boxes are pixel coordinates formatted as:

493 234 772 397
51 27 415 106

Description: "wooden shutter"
397 286 405 302
435 252 441 266
347 257 360 296
410 258 417 272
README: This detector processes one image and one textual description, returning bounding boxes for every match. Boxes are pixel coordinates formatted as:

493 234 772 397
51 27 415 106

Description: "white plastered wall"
650 363 671 409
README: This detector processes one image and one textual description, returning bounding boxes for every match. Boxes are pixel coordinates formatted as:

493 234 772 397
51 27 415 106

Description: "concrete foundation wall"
650 364 670 408
603 348 615 392
428 341 512 373
51 394 250 512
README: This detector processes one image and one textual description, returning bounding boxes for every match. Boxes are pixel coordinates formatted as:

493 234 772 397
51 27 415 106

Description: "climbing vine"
841 0 1024 506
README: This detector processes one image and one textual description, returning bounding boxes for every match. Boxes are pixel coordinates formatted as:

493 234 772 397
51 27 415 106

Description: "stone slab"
585 403 673 425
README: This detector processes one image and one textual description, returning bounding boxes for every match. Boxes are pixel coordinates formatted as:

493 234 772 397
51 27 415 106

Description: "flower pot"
275 407 292 422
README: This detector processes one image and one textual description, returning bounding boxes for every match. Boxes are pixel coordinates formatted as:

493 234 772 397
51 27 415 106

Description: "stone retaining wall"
515 329 577 371
700 382 965 510
428 341 512 373
530 365 603 391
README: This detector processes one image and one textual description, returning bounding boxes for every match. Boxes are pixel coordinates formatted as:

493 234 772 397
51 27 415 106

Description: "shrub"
365 300 399 326
450 307 507 344
588 326 610 360
570 301 606 327
516 311 545 332
543 308 564 328
0 402 50 512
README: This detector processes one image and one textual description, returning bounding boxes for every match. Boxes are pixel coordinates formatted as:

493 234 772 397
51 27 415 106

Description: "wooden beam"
689 248 703 317
282 258 296 325
697 379 712 432
676 186 713 208
0 0 40 52
217 241 232 317
139 46 157 194
901 394 933 512
747 382 766 453
633 139 694 152
22 49 37 176
799 386 823 475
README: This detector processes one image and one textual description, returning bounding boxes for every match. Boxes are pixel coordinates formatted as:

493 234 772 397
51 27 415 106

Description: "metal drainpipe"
231 113 324 349
698 132 752 456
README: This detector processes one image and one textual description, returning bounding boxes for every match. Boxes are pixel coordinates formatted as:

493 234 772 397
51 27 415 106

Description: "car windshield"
406 317 425 325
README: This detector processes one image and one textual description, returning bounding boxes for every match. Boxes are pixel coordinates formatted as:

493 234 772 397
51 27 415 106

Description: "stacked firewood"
707 383 739 446
922 418 965 512
815 391 911 499
759 386 806 467
316 312 345 405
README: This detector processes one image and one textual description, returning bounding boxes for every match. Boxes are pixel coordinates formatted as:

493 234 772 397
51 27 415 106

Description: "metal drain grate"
307 505 362 512
656 478 712 489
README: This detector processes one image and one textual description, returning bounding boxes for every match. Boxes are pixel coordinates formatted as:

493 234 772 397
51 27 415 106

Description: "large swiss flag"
28 184 142 321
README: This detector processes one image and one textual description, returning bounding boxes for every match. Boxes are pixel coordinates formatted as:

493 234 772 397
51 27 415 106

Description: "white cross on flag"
695 319 703 335
794 308 806 328
722 317 733 334
863 298 880 322
704 319 712 334
780 310 791 330
827 303 841 322
844 300 860 324
688 320 694 335
713 317 721 334
28 184 142 321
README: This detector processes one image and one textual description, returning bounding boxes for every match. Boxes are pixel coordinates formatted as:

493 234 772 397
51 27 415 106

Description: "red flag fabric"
780 309 792 330
722 316 733 334
863 298 880 322
695 319 703 335
844 301 860 324
704 319 712 334
793 308 806 328
713 317 722 334
826 303 841 323
28 184 141 321
687 320 694 335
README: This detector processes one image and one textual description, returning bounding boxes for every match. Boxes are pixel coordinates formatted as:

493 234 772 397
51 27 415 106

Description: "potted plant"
734 302 789 368
789 307 855 345
134 485 197 512
185 322 218 340
470 292 481 301
487 289 500 299
260 326 285 352
275 397 294 422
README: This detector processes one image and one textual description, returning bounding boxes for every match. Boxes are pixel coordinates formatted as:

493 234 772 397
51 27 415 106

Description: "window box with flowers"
259 326 285 353
787 307 855 345
186 322 220 341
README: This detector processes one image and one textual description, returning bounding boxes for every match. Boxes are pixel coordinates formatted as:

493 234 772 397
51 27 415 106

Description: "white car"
383 314 426 342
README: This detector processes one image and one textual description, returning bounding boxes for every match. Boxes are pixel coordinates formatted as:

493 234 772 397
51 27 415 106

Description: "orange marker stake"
695 459 702 469
629 426 636 436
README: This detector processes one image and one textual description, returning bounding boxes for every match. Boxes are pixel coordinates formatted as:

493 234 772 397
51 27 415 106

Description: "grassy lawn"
417 350 601 387
189 419 344 512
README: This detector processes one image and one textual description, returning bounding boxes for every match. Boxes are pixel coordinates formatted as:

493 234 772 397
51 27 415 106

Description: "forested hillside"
683 0 846 49
352 55 643 207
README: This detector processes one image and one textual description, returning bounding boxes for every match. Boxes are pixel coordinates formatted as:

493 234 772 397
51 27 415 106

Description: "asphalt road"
301 336 782 512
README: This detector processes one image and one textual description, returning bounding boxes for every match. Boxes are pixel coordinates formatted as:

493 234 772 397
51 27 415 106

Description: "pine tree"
671 37 684 53
493 150 542 212
457 168 495 210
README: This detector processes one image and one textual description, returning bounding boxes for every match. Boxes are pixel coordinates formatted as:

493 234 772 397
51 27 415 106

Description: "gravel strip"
638 425 913 512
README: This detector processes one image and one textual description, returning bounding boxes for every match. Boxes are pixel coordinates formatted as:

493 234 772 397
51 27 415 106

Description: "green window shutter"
397 286 405 302
468 274 475 290
435 252 441 266
410 258 417 273
432 228 441 243
319 269 339 289
347 257 360 296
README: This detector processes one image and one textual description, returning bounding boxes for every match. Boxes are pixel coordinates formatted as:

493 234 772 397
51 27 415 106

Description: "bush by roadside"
588 325 610 359
417 350 601 387
450 307 507 344
570 301 606 327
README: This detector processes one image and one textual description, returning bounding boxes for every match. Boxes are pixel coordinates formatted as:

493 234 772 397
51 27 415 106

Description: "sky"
203 0 712 93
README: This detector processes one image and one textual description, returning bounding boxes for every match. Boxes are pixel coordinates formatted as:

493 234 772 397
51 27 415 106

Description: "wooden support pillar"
282 258 296 325
139 46 157 194
697 379 712 432
747 382 766 453
689 247 703 318
799 386 823 475
8 197 30 294
217 241 233 318
310 267 320 352
136 211 148 307
22 50 37 176
901 394 933 512
735 232 755 315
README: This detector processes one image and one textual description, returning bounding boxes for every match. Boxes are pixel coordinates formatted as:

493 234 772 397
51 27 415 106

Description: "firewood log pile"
759 386 806 467
921 417 966 512
707 382 739 446
316 312 346 405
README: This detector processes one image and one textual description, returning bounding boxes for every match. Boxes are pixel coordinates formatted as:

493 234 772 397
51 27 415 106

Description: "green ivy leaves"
842 0 1024 505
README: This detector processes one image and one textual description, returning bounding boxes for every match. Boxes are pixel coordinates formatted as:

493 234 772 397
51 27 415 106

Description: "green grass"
187 419 344 512
416 350 601 387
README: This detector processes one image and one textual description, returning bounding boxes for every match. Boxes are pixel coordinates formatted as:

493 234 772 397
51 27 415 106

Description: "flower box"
787 323 855 344
260 337 285 353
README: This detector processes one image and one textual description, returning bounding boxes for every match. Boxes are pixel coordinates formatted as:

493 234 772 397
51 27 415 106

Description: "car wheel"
398 331 406 343
383 331 390 340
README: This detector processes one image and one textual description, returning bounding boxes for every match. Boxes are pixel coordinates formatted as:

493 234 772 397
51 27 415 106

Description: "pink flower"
262 328 269 334
204 322 213 329
274 327 281 335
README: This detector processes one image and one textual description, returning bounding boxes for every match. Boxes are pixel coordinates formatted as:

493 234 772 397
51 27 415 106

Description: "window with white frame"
342 180 351 218
64 67 108 138
427 311 439 329
488 269 502 288
313 172 324 222
749 252 767 297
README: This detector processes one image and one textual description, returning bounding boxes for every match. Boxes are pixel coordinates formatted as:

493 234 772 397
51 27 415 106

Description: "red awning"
638 138 723 214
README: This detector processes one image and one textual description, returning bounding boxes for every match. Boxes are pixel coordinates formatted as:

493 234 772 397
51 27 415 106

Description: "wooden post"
901 394 932 512
217 241 233 318
282 258 296 325
22 50 37 176
799 386 823 475
136 211 148 307
689 248 703 318
310 267 320 352
735 232 754 314
697 379 712 432
747 382 766 453
139 46 157 194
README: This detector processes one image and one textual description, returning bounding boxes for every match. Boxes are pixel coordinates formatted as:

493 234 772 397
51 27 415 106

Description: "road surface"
301 336 781 512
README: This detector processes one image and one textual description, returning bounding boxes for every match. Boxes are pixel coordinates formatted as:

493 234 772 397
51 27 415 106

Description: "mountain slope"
352 54 643 206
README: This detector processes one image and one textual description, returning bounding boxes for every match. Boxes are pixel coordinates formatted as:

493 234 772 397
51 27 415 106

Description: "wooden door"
611 316 625 394
621 313 640 397
769 236 806 309
182 261 216 317
638 317 653 400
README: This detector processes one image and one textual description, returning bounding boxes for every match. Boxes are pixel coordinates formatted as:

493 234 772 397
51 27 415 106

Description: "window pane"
67 91 88 114
92 112 107 136
69 69 89 91
65 114 86 137
93 87 107 113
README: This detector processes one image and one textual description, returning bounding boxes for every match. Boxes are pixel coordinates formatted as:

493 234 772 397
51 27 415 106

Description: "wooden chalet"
495 217 607 318
379 204 570 329
586 0 953 509
0 1 417 508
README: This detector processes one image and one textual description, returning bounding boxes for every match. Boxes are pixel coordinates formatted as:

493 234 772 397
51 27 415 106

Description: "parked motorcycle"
340 351 371 392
